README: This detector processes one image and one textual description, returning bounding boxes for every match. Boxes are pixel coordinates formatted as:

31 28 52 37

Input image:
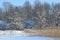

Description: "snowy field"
0 35 60 40
0 31 60 40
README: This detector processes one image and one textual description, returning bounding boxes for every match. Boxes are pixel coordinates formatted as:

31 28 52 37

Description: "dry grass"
24 27 60 37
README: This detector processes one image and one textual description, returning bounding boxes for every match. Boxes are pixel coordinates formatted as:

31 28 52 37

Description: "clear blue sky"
0 0 60 7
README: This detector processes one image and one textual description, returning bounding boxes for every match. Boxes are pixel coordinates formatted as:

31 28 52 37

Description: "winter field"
0 35 60 40
0 27 60 40
0 27 60 37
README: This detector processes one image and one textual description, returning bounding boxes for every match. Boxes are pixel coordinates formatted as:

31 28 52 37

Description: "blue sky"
0 0 60 7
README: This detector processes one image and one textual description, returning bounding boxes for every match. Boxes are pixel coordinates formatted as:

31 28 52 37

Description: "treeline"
0 0 60 30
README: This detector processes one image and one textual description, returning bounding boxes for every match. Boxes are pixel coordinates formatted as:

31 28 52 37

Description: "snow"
0 35 59 40
0 31 59 40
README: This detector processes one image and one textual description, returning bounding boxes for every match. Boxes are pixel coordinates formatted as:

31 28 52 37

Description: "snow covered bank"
0 30 27 36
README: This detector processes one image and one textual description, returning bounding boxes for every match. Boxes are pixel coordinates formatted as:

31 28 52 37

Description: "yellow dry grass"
24 27 60 37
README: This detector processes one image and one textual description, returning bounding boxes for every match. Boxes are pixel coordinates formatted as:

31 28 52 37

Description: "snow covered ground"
0 35 59 40
0 30 27 36
0 30 60 40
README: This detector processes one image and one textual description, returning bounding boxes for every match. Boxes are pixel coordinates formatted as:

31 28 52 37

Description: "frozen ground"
0 30 60 40
0 35 60 40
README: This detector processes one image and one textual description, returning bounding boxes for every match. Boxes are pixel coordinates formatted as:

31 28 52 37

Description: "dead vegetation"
24 27 60 37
